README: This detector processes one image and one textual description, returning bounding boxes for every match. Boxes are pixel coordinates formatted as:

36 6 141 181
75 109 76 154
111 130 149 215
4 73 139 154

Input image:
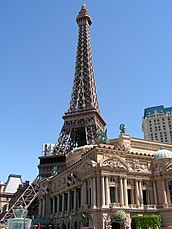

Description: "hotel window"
50 198 53 214
143 190 147 205
64 193 68 211
59 195 62 212
70 191 74 210
151 134 153 140
54 197 58 213
168 181 172 204
110 187 115 203
127 189 132 205
76 188 81 209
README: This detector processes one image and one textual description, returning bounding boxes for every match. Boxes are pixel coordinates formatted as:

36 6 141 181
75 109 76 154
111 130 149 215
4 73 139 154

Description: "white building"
142 105 172 144
0 174 22 214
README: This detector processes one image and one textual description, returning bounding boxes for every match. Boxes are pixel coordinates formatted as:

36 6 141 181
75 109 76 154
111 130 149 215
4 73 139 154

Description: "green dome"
154 147 172 159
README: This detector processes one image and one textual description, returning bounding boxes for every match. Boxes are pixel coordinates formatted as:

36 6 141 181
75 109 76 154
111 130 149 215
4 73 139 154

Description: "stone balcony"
109 203 157 210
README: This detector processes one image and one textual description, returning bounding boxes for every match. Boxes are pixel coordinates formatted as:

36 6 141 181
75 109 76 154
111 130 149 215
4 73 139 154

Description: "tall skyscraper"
142 105 172 143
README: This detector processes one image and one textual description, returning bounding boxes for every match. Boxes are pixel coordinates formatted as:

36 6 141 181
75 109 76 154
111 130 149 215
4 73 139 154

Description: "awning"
32 218 53 225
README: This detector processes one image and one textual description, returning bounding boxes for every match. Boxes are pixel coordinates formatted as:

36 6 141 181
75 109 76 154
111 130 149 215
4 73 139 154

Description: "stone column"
62 193 64 212
123 177 128 207
153 181 158 206
115 186 118 203
81 183 84 207
57 195 59 212
102 176 105 207
147 190 150 205
83 181 87 205
166 180 171 205
119 177 124 206
38 199 42 216
131 188 134 204
162 180 168 208
52 197 55 214
105 176 110 206
92 177 96 208
135 180 140 206
42 198 45 217
74 189 76 210
67 191 70 211
139 180 143 207
149 188 153 204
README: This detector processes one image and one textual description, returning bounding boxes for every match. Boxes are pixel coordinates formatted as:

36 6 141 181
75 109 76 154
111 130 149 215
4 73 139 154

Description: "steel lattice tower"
54 4 106 154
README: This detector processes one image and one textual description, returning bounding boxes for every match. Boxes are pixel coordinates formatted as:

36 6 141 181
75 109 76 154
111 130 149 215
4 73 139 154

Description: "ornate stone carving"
79 159 97 173
132 160 146 172
102 159 127 170
165 163 172 172
113 142 130 151
128 160 150 173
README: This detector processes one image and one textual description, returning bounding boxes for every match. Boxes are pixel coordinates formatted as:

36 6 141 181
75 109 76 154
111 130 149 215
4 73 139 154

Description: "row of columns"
101 176 158 208
39 177 172 218
153 179 172 208
40 177 97 217
81 178 96 207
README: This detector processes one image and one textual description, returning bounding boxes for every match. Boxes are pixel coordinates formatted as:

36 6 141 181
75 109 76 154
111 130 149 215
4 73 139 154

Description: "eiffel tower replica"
54 4 106 155
0 4 106 223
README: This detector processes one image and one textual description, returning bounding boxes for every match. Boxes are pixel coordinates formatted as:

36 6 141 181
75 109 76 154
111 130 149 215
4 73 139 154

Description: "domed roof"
154 147 172 159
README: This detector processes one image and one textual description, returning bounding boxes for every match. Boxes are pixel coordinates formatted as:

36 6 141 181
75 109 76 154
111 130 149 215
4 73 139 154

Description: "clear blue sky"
0 1 172 183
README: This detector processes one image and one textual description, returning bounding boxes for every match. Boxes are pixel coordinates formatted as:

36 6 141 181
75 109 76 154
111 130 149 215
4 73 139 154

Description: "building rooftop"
143 105 172 118
4 174 22 194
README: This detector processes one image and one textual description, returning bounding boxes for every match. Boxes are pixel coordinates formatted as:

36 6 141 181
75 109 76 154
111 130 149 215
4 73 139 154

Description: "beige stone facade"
38 134 172 229
36 4 172 229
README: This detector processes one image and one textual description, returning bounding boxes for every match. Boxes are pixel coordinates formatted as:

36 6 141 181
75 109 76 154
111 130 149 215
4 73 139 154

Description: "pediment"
79 159 97 173
100 157 128 170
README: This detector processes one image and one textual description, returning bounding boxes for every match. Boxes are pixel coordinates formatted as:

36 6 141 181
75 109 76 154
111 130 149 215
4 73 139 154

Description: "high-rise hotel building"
142 105 172 143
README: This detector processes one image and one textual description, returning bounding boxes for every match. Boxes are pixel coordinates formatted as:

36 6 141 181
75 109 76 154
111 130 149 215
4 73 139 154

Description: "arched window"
168 181 172 203
110 177 116 183
142 181 147 205
143 181 147 187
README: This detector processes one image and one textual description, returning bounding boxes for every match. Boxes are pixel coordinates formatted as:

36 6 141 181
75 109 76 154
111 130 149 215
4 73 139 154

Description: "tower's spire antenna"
54 5 106 155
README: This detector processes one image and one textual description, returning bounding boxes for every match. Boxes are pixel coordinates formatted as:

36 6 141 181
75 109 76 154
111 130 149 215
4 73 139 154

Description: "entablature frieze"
131 140 172 152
